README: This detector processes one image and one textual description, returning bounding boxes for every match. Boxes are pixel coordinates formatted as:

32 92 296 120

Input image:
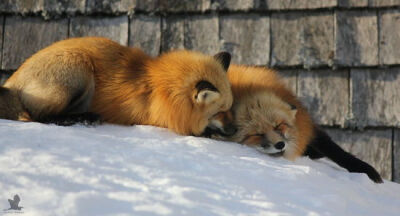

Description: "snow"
0 119 399 216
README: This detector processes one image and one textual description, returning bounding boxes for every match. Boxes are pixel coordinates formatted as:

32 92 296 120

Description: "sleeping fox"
0 37 236 137
212 65 383 183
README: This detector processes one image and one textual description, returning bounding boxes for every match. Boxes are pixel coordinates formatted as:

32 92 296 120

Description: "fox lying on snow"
213 65 383 183
0 37 236 137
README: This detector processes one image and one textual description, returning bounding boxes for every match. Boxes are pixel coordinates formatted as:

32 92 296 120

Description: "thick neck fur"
144 50 232 135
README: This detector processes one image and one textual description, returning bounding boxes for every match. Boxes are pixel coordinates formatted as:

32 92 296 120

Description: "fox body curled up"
213 65 383 183
0 37 236 136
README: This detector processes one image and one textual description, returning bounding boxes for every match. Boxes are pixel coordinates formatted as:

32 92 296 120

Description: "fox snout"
256 138 287 156
201 111 237 137
274 141 285 150
262 141 286 151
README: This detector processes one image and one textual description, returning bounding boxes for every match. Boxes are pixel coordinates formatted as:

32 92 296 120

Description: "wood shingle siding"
1 0 400 182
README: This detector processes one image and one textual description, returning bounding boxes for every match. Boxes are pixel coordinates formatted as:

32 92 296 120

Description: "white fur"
196 90 220 105
255 144 286 154
210 119 223 130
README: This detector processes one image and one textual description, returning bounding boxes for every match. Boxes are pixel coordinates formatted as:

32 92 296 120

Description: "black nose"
224 124 237 136
274 141 285 150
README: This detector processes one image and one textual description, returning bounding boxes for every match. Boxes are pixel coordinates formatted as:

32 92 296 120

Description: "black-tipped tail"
305 128 383 184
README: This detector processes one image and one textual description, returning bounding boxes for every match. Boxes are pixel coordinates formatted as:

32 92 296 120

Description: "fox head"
213 91 298 159
148 51 236 136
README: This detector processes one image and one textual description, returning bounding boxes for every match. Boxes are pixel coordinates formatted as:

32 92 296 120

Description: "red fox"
213 64 383 183
0 37 236 136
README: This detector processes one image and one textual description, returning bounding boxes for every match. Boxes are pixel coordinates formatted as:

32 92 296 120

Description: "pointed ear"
289 104 297 119
214 52 231 72
195 89 221 105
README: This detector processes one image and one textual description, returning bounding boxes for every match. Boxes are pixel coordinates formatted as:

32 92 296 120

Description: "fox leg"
15 52 98 125
0 87 31 121
306 128 383 183
37 75 102 126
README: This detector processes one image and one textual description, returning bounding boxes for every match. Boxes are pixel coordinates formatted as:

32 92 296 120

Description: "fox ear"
195 89 221 105
288 103 297 119
214 52 231 72
195 80 220 105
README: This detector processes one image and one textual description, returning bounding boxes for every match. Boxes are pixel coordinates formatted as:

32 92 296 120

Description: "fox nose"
224 124 237 136
274 141 285 150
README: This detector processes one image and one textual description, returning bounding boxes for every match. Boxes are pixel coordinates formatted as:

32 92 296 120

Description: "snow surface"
0 119 399 216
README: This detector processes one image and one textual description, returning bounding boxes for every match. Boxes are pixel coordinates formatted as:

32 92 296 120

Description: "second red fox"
213 64 383 183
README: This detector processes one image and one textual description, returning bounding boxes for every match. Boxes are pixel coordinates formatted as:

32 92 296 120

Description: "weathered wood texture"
379 10 400 65
271 12 334 68
267 0 337 9
86 0 136 13
129 15 161 56
69 16 129 46
2 16 68 70
298 70 349 127
335 11 378 66
212 0 259 10
184 15 220 55
162 15 220 54
220 15 269 65
325 128 392 180
0 0 399 182
161 16 184 52
350 68 400 128
1 0 399 15
338 0 368 7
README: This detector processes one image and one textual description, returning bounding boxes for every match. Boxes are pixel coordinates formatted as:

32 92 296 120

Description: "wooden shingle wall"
0 0 399 182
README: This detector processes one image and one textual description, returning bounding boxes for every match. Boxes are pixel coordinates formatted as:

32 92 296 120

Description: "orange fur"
2 37 233 136
224 65 315 159
218 65 384 183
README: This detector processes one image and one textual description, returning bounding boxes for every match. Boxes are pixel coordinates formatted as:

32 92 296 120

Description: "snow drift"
0 119 399 216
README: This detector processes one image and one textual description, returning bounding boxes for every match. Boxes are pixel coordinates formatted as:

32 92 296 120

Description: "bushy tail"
0 86 12 119
304 128 383 183
0 86 30 121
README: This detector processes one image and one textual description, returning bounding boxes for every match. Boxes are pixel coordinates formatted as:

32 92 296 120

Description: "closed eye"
240 134 264 143
274 123 283 129
274 122 290 130
275 122 292 137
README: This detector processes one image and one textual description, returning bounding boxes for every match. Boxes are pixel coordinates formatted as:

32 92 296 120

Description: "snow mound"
0 119 399 216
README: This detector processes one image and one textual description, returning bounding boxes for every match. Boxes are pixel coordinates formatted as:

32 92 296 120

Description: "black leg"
39 112 102 126
308 128 383 183
303 145 325 159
